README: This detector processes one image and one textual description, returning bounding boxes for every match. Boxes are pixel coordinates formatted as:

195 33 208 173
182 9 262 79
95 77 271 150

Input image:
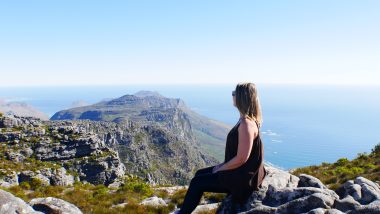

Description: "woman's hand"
212 163 224 173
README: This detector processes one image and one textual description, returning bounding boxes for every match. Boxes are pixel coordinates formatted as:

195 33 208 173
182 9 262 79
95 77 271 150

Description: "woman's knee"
194 166 214 176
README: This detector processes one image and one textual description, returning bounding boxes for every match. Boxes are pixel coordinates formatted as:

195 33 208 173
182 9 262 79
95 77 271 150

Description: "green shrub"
335 158 349 166
19 181 31 190
372 143 380 155
203 192 227 203
121 178 153 196
29 178 44 190
169 188 187 207
351 167 365 174
357 152 369 160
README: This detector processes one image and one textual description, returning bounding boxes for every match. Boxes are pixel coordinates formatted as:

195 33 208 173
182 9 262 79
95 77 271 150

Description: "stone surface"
0 189 41 214
215 164 380 214
139 196 167 206
29 197 83 214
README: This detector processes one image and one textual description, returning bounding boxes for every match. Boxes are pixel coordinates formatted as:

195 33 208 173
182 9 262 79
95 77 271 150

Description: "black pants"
179 165 231 214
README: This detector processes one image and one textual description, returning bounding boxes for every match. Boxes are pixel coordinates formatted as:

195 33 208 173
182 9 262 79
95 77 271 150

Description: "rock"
152 185 188 196
263 186 339 207
298 174 329 190
360 183 380 205
261 164 300 191
76 154 126 185
139 196 167 206
333 195 361 212
355 176 380 191
0 171 18 188
302 208 345 214
49 167 75 186
5 151 25 162
193 202 221 214
215 166 380 214
276 192 335 213
107 179 123 189
0 189 41 214
18 170 50 186
217 164 299 213
336 176 380 205
29 197 83 214
347 199 380 214
0 114 23 128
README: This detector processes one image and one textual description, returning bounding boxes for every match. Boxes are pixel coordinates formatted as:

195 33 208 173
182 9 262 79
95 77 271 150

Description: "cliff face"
0 114 125 187
0 113 217 187
44 118 218 185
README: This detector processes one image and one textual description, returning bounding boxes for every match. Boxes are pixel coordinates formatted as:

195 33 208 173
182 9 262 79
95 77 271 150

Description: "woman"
175 82 267 214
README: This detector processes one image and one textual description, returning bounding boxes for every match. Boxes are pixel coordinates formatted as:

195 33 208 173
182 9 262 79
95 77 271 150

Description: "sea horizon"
1 83 379 171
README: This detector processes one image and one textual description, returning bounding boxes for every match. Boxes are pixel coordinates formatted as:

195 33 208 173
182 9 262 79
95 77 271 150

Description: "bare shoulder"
238 118 258 135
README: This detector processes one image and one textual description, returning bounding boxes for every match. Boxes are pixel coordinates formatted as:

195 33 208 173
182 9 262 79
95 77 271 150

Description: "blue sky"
0 0 379 86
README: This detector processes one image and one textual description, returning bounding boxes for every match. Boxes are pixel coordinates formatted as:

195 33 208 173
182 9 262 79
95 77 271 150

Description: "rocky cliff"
0 112 217 187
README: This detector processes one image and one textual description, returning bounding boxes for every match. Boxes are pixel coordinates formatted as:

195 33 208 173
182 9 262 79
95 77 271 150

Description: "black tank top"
217 118 267 204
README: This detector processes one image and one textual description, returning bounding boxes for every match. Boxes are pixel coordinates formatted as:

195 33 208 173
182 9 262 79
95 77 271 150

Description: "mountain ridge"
50 90 231 162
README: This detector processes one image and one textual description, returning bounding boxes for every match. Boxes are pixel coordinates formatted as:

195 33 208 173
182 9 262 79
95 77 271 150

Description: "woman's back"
217 119 267 204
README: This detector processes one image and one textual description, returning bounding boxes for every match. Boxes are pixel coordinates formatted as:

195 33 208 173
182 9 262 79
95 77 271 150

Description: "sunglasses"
232 90 236 96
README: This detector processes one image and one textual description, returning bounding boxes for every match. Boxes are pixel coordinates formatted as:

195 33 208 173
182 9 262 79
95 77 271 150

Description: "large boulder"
29 197 83 214
0 189 41 214
215 164 380 214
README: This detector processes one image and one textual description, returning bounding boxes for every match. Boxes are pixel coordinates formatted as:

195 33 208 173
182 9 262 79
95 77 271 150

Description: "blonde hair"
235 82 263 128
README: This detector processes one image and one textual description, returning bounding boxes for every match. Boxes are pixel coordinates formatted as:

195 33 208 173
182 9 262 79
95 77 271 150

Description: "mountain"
50 90 231 162
0 99 49 120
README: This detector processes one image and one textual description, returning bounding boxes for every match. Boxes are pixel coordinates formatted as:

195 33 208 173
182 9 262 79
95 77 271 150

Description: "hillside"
290 143 380 190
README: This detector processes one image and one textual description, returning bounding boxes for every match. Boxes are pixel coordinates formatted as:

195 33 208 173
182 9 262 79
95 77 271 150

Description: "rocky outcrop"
0 189 83 214
0 189 41 214
1 111 216 186
215 164 380 213
139 196 168 206
45 117 218 185
30 197 83 214
18 167 75 187
0 114 125 186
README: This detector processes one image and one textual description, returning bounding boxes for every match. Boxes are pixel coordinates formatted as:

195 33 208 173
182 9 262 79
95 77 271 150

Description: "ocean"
1 83 379 171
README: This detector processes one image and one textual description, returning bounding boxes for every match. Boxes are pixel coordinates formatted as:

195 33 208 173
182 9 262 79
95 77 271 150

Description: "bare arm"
215 118 257 172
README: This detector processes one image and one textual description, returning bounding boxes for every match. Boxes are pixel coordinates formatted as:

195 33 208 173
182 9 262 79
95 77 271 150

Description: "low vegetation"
291 142 380 190
1 175 225 214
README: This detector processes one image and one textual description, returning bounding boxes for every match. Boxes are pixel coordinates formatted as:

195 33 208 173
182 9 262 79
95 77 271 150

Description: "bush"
357 152 369 160
19 181 31 190
372 143 380 155
29 178 44 190
121 178 153 196
335 158 349 166
169 188 187 207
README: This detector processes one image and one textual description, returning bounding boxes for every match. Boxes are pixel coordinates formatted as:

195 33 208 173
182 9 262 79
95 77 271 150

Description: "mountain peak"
133 90 164 98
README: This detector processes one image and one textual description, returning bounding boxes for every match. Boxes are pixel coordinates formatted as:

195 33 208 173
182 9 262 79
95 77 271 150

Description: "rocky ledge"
0 189 83 214
0 114 125 187
214 164 380 213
